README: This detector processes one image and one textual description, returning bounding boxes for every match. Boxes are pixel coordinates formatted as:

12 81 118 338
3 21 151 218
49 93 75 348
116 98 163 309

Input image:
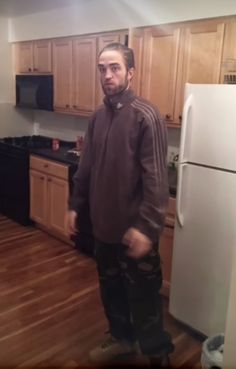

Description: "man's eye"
98 66 106 74
111 66 120 73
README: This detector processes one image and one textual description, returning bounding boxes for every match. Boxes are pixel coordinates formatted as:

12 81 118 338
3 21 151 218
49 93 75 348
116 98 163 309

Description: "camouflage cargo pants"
95 240 174 357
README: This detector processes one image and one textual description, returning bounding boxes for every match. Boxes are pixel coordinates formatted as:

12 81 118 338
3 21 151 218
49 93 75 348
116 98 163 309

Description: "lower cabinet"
159 225 174 298
30 155 69 240
159 196 176 298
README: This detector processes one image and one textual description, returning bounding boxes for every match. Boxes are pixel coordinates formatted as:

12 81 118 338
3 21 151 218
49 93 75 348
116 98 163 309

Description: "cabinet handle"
28 68 32 72
165 114 171 120
179 115 182 122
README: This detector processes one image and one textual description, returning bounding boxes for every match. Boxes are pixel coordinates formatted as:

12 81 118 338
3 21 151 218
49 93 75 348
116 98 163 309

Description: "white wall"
33 110 88 141
0 17 13 102
9 0 236 42
0 16 33 137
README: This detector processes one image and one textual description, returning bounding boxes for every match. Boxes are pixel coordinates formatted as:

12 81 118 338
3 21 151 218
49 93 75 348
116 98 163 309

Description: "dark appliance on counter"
0 136 52 225
16 75 53 111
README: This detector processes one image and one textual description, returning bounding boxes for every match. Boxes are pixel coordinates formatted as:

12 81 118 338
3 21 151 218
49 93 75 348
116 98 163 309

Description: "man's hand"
122 227 152 259
65 210 78 236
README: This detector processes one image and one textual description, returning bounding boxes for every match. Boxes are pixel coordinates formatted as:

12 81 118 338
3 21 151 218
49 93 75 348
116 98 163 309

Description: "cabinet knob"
179 115 182 122
165 114 171 120
28 68 32 72
44 164 48 168
73 105 78 109
48 178 52 182
40 176 44 180
66 104 69 108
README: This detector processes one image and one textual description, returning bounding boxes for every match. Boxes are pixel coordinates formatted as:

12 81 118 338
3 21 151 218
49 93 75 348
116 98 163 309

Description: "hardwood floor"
0 215 204 368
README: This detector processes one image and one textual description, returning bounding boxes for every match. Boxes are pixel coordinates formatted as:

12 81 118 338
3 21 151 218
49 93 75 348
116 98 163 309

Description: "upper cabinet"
129 28 145 96
53 36 97 115
220 18 236 83
130 18 225 127
52 31 127 116
52 38 73 111
142 25 181 125
174 19 224 124
73 36 97 114
15 40 52 74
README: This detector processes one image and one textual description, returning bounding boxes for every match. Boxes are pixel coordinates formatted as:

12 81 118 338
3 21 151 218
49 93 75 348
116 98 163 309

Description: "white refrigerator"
169 83 236 337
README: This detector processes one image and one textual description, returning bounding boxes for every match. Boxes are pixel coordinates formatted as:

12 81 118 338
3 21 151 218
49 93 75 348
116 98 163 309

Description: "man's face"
98 50 134 97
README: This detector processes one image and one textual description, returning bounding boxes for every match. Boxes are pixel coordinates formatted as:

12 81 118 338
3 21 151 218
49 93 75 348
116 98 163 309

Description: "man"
66 43 174 367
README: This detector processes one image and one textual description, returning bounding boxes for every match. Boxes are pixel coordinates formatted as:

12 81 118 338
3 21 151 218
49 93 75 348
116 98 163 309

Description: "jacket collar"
104 89 135 110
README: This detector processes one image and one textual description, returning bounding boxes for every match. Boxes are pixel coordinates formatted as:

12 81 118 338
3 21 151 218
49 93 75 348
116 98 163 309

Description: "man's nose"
105 68 112 79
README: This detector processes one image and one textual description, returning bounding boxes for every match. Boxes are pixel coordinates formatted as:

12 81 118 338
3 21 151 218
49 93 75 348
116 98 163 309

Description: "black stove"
0 135 53 225
1 135 52 149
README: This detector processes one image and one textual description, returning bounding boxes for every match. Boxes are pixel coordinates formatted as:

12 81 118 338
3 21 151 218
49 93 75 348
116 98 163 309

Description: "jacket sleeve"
68 116 94 214
133 112 169 244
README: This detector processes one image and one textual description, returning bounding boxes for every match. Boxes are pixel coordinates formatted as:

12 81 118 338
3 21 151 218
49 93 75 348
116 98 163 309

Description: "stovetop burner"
1 135 52 149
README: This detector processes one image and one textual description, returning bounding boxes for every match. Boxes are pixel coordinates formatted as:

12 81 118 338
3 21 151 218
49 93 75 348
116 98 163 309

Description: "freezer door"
169 163 236 336
179 83 236 172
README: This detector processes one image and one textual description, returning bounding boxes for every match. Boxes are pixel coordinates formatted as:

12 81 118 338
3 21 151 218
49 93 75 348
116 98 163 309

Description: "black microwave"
16 74 53 111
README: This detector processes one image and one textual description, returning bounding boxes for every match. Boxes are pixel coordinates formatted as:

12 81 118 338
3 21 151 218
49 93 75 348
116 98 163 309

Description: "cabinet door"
159 226 174 298
96 32 127 106
175 20 224 122
129 28 145 96
53 38 73 111
220 19 236 83
33 40 52 73
73 37 97 114
30 170 47 225
142 25 181 125
47 176 69 235
18 42 33 73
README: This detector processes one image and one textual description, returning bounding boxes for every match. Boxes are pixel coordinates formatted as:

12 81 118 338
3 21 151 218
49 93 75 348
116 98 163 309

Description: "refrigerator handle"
176 163 187 228
179 94 193 163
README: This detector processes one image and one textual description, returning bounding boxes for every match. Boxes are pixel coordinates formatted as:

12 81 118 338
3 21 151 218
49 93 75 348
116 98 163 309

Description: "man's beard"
102 76 129 97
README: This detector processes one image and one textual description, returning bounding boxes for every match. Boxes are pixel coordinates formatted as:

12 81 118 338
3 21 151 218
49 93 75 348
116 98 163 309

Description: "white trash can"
201 334 224 369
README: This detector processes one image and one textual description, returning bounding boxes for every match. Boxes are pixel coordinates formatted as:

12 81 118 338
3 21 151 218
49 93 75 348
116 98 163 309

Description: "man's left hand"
122 227 152 259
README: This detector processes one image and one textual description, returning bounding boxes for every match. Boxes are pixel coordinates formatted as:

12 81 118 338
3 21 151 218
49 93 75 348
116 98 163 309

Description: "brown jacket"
69 89 169 244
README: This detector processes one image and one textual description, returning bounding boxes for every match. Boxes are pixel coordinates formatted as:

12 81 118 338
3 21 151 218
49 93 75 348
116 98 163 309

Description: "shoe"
89 335 138 364
149 354 170 368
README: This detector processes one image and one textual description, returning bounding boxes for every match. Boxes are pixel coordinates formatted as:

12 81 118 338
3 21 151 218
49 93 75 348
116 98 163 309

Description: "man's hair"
98 42 135 70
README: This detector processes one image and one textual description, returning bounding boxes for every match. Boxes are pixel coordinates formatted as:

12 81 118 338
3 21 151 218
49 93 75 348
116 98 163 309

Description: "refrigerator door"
170 163 236 337
179 83 236 172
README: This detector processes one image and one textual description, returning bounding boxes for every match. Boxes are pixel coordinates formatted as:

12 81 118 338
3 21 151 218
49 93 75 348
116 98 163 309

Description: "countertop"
30 146 177 197
30 145 80 167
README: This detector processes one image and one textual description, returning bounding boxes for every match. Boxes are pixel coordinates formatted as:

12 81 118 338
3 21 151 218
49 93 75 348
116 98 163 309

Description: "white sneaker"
89 335 138 364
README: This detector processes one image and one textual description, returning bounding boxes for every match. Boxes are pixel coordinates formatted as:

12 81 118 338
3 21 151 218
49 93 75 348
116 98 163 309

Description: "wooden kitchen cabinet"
52 38 73 112
220 18 236 83
15 40 52 74
53 36 97 115
159 196 176 298
30 155 69 240
141 25 181 125
129 27 145 96
174 19 225 123
73 36 97 114
130 18 225 127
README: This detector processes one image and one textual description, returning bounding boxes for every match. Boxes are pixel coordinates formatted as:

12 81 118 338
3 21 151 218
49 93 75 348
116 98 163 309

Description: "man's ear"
128 67 135 82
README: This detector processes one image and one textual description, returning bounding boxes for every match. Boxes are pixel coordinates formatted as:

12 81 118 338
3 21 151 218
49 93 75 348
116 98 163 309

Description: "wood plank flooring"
0 215 204 368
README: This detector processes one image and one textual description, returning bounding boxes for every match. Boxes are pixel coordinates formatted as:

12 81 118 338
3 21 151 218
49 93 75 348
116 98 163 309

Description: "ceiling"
0 0 88 17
